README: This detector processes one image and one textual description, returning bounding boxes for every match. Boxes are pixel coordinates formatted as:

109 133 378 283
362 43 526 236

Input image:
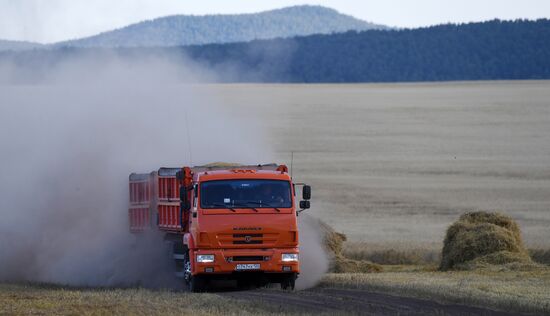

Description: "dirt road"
223 287 518 315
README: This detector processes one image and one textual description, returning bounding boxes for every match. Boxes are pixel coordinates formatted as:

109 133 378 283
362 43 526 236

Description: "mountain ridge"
0 39 44 51
2 19 547 83
184 19 550 82
55 5 386 48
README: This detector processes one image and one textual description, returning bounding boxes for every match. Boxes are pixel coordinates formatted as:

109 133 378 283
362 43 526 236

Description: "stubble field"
2 81 550 315
204 81 550 248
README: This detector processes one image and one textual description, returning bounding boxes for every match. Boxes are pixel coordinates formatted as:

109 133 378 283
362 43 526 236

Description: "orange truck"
128 163 311 291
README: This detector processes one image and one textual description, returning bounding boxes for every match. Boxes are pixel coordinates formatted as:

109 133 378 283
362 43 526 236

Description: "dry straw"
440 211 534 270
319 221 382 273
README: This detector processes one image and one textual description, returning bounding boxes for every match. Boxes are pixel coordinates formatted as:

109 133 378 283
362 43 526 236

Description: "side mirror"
180 186 190 211
302 185 311 200
299 200 310 209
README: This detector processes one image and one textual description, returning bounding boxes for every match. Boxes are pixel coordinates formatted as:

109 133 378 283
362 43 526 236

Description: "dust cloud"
296 214 330 290
0 53 269 288
0 51 328 289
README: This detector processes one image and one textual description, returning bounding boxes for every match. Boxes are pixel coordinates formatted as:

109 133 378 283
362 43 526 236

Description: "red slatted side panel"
158 179 163 200
155 174 181 232
157 202 181 231
175 205 180 227
172 178 177 200
142 208 148 227
158 177 178 201
160 205 165 227
129 207 149 233
129 177 152 233
130 182 149 204
129 208 133 230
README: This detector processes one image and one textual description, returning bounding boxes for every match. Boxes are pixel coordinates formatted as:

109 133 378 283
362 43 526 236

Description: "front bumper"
192 248 299 275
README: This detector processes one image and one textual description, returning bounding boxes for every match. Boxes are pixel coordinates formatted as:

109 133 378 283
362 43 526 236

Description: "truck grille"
216 233 279 247
232 234 263 245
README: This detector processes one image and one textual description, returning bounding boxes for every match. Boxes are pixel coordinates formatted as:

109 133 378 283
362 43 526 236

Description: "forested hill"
57 5 386 48
184 19 550 82
0 39 43 51
1 19 549 83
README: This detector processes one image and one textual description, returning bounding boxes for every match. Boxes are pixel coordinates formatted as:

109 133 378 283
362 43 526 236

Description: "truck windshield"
201 179 292 209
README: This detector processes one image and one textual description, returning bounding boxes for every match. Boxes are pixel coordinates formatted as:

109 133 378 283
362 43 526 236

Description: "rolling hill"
0 39 43 51
183 19 550 82
2 20 549 83
57 5 387 48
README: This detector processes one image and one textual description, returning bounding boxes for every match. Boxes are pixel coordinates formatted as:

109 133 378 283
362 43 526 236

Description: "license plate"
235 263 260 270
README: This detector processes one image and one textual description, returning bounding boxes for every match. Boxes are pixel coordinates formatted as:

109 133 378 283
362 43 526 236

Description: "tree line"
2 19 549 83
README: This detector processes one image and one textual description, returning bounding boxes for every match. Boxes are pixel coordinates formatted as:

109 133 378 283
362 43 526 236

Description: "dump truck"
128 163 311 292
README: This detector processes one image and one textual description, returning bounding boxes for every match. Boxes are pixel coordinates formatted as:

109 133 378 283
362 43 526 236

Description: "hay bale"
333 256 383 273
440 211 532 270
318 220 382 273
319 221 347 255
459 212 523 244
456 251 542 271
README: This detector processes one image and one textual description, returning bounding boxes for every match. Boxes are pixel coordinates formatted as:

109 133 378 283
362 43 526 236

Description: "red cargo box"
158 202 182 230
128 173 153 232
158 177 178 201
129 173 151 204
156 168 183 230
129 206 150 232
128 164 286 234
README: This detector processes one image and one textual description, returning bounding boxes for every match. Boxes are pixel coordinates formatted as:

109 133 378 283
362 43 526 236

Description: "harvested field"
343 242 440 265
2 81 549 314
198 81 550 248
2 81 548 249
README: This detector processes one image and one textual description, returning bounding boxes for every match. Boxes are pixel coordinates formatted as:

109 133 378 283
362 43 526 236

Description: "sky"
1 0 549 44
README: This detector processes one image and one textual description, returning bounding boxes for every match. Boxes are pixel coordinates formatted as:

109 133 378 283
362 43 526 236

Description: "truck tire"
280 273 296 291
183 250 207 292
183 252 192 284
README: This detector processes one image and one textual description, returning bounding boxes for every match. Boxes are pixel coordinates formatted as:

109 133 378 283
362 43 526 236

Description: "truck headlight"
282 253 298 262
196 254 215 263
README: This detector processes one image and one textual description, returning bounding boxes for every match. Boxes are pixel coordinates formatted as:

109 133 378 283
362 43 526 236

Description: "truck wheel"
280 273 296 291
183 252 192 284
183 251 205 292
